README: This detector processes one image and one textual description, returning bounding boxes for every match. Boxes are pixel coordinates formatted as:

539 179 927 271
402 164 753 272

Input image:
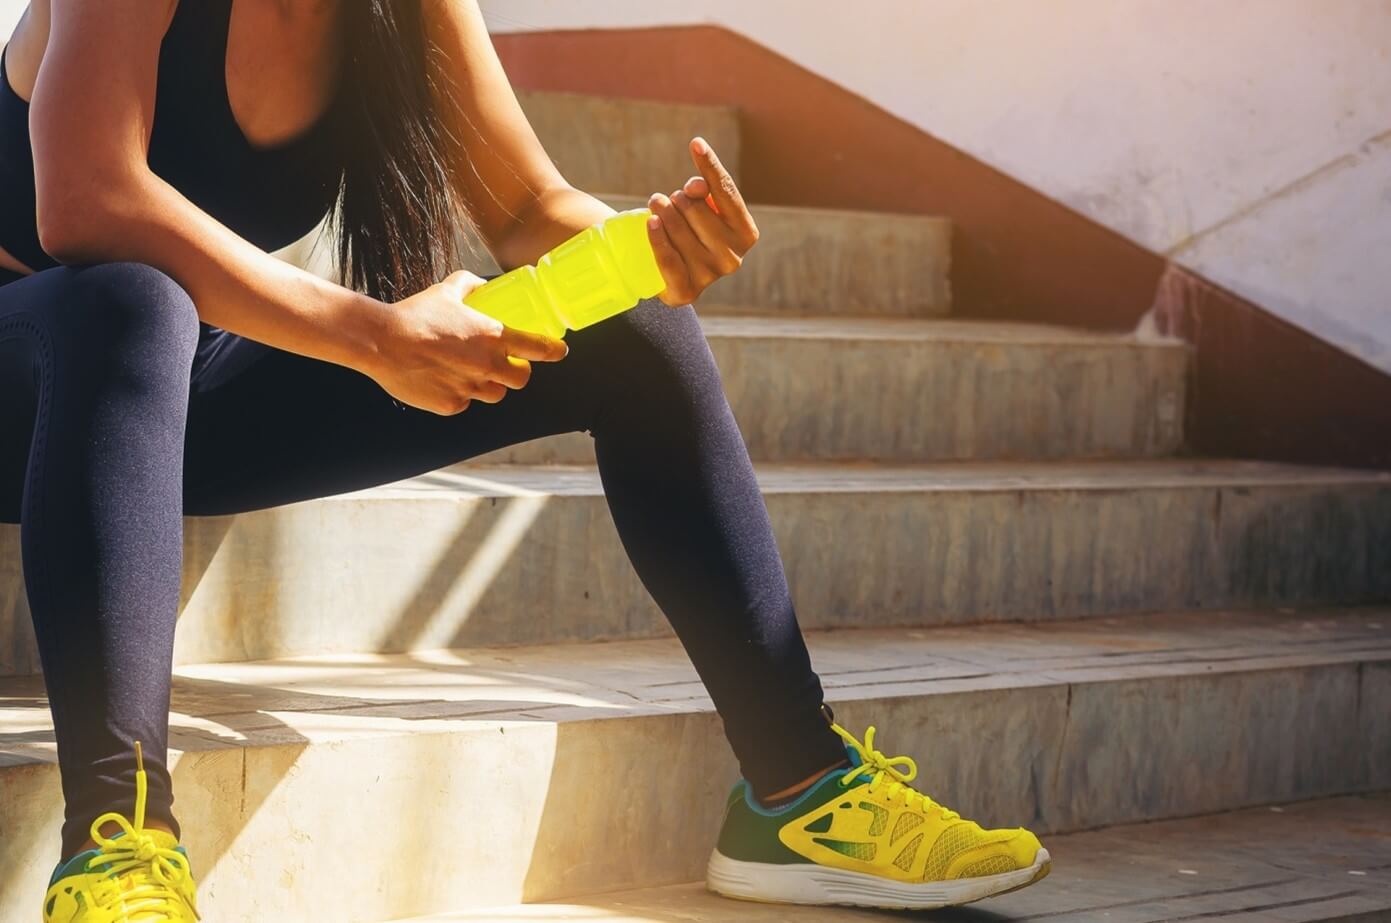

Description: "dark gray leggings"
0 261 845 857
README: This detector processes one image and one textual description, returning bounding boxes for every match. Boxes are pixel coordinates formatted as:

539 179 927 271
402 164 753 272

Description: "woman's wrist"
326 287 394 376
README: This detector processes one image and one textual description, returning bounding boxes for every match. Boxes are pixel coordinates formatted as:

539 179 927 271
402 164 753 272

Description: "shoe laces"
829 722 960 821
83 742 199 922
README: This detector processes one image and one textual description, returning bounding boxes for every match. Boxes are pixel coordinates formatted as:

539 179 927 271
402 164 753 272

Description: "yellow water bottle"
462 207 667 339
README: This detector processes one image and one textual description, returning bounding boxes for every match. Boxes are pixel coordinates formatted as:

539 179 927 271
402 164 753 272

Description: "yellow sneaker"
42 742 200 922
706 719 1050 910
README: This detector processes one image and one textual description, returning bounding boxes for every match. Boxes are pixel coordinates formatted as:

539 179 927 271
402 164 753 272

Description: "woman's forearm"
42 170 389 372
491 184 619 272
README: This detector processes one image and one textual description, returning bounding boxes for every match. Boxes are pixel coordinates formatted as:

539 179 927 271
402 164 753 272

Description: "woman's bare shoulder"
4 0 178 102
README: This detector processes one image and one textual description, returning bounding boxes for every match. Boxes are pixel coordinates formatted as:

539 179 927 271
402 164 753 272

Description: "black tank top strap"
153 0 242 150
159 0 235 107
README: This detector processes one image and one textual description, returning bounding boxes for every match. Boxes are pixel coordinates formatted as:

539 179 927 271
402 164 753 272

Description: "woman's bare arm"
30 0 389 370
422 0 618 271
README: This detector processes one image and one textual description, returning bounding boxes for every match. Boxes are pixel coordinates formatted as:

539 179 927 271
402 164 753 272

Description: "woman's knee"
47 262 201 365
569 296 725 428
34 261 201 380
591 296 712 376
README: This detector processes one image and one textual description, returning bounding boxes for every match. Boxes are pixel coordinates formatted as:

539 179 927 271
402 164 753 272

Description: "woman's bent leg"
183 295 847 797
0 263 200 858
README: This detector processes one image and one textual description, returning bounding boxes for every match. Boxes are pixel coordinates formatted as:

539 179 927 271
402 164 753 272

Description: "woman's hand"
646 137 760 307
366 271 569 415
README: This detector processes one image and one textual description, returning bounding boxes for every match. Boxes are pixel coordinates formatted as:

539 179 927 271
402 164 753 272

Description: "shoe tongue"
845 743 866 768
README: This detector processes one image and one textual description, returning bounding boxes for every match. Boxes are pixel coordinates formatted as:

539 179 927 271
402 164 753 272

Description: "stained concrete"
515 90 743 201
471 316 1189 465
0 610 1387 921
395 794 1391 921
1 460 1387 673
598 194 954 318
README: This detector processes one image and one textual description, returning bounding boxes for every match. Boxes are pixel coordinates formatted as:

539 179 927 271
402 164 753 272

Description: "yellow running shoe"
42 742 200 922
706 719 1050 910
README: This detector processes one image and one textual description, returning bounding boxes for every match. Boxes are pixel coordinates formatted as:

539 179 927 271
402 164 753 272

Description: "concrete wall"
478 0 1391 373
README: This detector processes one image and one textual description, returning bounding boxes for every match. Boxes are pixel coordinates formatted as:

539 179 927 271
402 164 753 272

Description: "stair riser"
517 90 743 199
597 194 953 317
3 660 1384 921
472 332 1187 464
295 199 954 321
2 479 1387 673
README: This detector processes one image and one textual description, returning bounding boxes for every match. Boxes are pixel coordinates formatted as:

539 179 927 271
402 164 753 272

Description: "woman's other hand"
646 137 760 308
367 270 569 415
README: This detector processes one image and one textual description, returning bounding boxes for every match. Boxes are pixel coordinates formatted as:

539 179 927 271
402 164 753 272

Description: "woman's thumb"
441 269 485 298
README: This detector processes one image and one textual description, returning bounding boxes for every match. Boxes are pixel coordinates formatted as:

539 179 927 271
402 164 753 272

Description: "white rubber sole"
706 847 1051 910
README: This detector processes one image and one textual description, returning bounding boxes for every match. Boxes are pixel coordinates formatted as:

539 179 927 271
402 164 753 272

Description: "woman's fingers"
648 208 695 303
649 191 711 266
671 189 743 275
499 326 569 363
648 195 717 291
689 137 757 243
490 354 533 390
681 175 724 217
471 380 510 404
441 268 491 303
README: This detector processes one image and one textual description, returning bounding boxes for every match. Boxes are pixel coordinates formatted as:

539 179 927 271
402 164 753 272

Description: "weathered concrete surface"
471 316 1189 465
2 460 1388 672
599 194 953 317
515 90 742 200
1 610 1386 921
396 794 1391 922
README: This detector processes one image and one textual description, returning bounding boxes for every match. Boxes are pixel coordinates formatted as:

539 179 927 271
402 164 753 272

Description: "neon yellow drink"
462 207 666 339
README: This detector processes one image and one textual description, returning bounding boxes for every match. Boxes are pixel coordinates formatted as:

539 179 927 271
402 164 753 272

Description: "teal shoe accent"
715 770 870 865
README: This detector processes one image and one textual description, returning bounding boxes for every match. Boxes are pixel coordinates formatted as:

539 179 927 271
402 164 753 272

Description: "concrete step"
516 90 743 200
390 794 1391 922
595 194 953 318
2 460 1388 673
470 316 1189 465
1 610 1385 921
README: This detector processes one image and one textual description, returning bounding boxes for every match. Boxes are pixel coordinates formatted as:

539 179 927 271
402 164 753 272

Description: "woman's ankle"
759 757 851 808
68 817 177 860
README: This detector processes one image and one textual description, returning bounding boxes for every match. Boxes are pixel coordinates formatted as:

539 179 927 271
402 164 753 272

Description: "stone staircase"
1 91 1388 922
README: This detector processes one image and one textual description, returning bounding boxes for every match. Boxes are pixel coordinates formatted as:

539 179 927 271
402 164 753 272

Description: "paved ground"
398 795 1391 922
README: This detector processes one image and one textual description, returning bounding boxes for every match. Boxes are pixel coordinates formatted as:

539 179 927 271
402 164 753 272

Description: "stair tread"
697 312 1190 347
3 608 1386 766
343 458 1391 501
522 87 740 115
601 192 954 226
387 794 1391 922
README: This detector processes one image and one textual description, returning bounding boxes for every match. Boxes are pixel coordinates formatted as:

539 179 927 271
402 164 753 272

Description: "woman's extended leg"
182 289 849 798
0 263 201 858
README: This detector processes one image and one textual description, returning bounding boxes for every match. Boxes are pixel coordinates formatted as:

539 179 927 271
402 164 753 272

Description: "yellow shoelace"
829 722 960 821
82 742 199 922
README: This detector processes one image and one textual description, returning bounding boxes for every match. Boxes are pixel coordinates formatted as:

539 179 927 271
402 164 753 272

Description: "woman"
0 1 1048 918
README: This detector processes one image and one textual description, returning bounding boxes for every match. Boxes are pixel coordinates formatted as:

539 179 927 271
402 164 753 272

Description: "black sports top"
0 0 346 273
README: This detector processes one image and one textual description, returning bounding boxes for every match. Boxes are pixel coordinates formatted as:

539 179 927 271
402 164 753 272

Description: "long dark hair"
330 0 483 303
